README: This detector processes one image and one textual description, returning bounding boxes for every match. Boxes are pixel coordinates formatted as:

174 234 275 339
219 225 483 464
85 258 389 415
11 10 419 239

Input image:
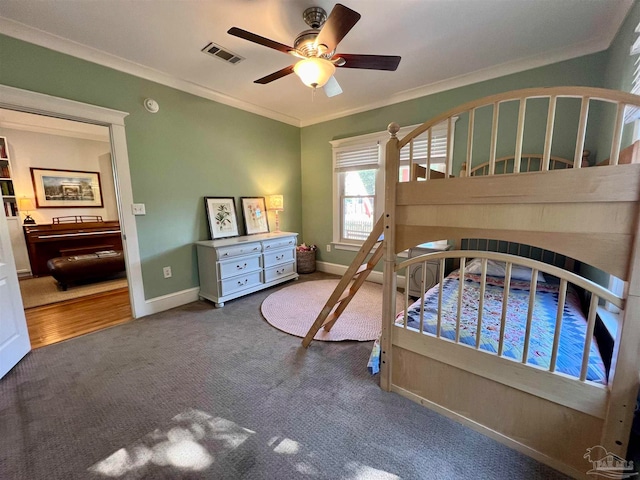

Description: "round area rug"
261 279 404 341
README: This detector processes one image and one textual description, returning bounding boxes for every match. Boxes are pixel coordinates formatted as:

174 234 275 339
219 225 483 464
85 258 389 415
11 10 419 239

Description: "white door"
0 203 30 379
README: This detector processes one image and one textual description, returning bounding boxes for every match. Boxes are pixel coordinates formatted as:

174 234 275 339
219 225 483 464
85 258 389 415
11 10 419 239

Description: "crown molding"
300 36 613 127
0 17 301 127
1 0 632 129
300 0 634 127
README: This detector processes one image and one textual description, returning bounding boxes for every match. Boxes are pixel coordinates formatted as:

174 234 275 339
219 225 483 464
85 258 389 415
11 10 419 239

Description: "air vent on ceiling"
201 42 244 64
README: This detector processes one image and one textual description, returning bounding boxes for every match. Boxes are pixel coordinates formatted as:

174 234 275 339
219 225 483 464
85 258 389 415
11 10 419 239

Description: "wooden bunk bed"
380 87 640 478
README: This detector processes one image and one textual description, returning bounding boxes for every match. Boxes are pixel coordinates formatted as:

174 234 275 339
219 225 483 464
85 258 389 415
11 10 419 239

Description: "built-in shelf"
0 136 17 217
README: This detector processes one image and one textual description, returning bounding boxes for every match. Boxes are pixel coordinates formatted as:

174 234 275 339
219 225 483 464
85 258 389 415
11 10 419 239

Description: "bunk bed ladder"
301 216 385 348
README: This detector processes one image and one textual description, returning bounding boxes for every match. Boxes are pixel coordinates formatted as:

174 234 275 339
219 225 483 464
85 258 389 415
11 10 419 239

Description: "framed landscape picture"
204 197 239 239
31 168 103 208
241 197 269 235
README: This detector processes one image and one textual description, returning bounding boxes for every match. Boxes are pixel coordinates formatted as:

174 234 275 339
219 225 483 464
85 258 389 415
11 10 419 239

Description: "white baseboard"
138 286 200 317
316 261 406 289
138 261 404 317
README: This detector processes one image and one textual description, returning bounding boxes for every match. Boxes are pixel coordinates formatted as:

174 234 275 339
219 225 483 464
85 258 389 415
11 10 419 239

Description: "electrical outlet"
163 266 172 278
326 244 331 252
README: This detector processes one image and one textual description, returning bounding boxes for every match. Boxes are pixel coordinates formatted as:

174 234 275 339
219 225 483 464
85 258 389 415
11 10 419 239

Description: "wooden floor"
25 287 133 349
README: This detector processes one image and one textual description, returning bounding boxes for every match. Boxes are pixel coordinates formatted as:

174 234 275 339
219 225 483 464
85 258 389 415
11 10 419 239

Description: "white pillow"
465 258 546 283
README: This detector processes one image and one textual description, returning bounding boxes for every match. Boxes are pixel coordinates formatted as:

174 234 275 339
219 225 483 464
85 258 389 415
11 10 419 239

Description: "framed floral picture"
204 197 239 239
241 197 269 235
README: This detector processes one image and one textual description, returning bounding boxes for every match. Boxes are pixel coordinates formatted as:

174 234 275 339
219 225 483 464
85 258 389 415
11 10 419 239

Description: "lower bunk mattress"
375 270 607 384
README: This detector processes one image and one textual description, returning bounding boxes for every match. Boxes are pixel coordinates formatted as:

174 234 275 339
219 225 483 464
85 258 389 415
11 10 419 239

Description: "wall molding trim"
0 17 300 128
300 36 613 127
1 0 632 129
317 260 406 289
0 84 128 126
0 120 109 142
140 287 201 316
0 84 148 318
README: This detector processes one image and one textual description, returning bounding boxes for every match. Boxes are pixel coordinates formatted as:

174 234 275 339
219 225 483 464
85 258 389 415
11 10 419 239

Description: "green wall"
1 13 632 298
584 0 640 286
595 0 640 161
301 52 608 269
0 34 302 300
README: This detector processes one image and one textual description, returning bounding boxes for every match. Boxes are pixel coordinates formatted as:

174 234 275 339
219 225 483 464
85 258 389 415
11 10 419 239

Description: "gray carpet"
0 272 568 480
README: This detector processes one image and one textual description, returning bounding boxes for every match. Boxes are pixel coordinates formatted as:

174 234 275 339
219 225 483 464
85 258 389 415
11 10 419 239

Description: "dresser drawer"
220 270 262 296
217 242 262 259
264 262 296 283
218 254 261 279
263 248 295 268
262 236 296 252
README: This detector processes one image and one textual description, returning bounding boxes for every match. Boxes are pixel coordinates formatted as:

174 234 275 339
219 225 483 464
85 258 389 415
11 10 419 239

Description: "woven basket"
296 249 316 274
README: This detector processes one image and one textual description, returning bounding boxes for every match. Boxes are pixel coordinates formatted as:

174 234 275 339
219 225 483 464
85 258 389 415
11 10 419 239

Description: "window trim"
330 121 456 248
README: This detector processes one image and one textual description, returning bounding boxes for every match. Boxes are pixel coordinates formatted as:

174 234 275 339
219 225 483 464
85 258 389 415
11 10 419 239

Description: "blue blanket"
398 271 607 384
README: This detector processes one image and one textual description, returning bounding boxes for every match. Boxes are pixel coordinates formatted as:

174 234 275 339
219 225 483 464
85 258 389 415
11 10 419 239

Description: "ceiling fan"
227 3 401 97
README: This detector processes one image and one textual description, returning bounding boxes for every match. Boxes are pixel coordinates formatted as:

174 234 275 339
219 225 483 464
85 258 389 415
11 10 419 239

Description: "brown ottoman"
46 250 125 290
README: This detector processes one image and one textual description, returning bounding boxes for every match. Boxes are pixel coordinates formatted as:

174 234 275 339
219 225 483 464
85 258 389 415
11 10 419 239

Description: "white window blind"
335 144 380 171
399 122 450 163
625 22 640 124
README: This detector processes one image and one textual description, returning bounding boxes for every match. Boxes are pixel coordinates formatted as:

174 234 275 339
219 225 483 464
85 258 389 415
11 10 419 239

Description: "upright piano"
23 218 123 276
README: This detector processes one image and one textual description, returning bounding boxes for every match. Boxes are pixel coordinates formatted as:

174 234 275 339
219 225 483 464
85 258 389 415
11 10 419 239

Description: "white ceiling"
0 0 633 127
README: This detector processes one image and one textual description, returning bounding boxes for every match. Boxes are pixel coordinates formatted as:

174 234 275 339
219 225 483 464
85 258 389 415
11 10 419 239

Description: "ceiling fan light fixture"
293 57 336 89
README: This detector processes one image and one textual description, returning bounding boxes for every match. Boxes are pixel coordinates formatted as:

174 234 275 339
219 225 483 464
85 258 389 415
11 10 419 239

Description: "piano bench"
47 251 125 291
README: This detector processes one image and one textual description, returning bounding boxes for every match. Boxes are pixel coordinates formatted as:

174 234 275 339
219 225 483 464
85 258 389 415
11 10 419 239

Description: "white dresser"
196 232 298 307
407 242 451 297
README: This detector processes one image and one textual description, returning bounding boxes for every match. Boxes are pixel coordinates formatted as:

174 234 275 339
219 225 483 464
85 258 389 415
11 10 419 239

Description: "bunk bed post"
600 205 640 458
380 122 400 392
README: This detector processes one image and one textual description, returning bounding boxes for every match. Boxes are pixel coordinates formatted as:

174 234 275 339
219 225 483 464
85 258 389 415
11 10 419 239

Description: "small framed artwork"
241 197 269 235
204 197 239 239
30 168 103 208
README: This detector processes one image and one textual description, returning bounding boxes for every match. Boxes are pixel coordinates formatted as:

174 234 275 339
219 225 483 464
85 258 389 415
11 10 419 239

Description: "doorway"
0 108 134 347
0 84 146 357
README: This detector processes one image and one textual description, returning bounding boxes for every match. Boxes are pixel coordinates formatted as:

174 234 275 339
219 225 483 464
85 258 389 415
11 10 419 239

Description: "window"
331 121 455 248
626 21 640 124
333 142 381 243
398 125 453 180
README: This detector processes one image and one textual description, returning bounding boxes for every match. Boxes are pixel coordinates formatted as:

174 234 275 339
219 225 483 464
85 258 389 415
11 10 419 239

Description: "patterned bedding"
397 270 607 384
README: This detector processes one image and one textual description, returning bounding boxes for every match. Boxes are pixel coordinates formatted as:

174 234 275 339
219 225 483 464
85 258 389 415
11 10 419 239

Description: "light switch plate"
132 203 146 215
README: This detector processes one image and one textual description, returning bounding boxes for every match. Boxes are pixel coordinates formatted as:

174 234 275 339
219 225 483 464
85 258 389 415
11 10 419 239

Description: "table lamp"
266 194 284 232
19 197 36 225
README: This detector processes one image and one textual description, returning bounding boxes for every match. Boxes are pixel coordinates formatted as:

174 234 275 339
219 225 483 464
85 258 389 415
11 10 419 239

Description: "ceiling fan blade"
228 27 294 55
315 4 361 53
254 65 295 84
323 76 343 98
335 54 401 71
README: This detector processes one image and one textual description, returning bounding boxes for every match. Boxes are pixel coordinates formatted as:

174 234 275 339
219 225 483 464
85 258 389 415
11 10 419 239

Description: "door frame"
0 84 145 318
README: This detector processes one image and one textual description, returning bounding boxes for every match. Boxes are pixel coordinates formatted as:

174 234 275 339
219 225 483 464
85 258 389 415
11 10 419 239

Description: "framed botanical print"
241 197 269 235
204 197 239 239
